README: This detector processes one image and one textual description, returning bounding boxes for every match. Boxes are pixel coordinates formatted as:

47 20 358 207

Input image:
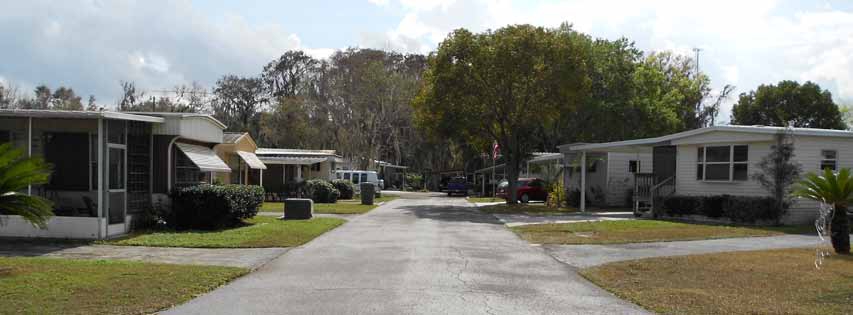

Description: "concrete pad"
165 196 648 314
0 243 287 269
545 234 823 268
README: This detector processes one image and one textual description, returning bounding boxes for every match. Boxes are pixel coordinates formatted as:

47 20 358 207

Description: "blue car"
446 176 469 196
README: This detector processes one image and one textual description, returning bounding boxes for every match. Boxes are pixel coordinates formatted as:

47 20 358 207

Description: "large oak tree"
414 24 590 203
731 80 846 129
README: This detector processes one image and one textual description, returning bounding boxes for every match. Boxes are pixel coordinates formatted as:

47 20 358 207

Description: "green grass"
106 216 345 248
581 248 853 315
0 257 247 315
261 195 399 215
467 197 504 203
511 219 814 245
478 203 581 216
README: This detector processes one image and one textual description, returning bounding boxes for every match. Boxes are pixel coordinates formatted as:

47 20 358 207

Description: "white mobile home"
557 148 653 208
564 125 853 224
0 110 233 239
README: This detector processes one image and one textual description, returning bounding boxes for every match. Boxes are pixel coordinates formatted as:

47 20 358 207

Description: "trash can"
360 183 375 205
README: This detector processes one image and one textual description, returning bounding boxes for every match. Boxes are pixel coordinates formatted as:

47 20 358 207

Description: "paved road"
165 195 647 315
545 234 824 268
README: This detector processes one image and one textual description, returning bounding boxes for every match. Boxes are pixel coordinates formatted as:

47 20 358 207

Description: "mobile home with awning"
0 110 233 239
255 148 338 200
214 132 267 186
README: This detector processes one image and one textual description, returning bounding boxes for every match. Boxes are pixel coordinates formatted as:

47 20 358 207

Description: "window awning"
236 151 267 170
175 143 232 173
258 156 328 165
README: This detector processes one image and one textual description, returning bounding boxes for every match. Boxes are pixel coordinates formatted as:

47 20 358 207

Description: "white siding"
605 152 653 207
674 135 853 224
152 116 223 143
787 136 853 224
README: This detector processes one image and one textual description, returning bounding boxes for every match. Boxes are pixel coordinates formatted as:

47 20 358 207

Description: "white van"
335 170 380 191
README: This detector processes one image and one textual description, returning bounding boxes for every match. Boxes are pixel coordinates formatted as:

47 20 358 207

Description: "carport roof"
0 109 165 123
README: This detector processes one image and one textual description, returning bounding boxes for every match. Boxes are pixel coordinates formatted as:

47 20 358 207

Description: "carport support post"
580 151 586 212
259 169 263 186
27 117 32 195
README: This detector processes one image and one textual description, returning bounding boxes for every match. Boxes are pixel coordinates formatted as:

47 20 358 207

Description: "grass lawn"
581 248 853 315
467 197 504 203
511 219 814 245
478 203 581 215
0 257 247 315
106 216 345 248
260 195 399 215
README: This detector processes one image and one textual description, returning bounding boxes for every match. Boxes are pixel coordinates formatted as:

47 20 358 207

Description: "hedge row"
660 194 781 223
331 179 355 200
171 184 264 230
304 179 340 203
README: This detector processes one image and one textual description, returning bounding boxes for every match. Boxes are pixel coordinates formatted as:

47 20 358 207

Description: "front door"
107 145 126 224
652 146 676 184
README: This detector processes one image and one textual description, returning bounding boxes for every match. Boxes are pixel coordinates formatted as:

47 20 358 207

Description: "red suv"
496 178 548 203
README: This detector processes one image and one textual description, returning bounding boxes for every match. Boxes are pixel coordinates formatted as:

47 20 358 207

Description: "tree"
0 82 19 109
793 168 851 255
731 80 846 129
86 95 98 111
752 128 802 223
414 25 590 203
262 50 318 98
0 143 54 228
117 81 145 111
212 75 269 136
49 87 83 110
259 97 317 148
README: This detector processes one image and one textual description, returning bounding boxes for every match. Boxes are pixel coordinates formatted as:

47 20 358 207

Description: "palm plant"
0 143 53 228
793 168 851 254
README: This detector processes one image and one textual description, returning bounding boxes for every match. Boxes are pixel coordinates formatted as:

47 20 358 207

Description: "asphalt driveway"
165 195 647 314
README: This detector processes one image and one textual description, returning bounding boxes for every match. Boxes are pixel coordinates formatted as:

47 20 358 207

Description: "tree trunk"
831 205 850 254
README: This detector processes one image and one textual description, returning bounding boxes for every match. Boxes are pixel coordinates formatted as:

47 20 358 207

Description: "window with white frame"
628 160 640 173
696 145 748 181
820 150 837 171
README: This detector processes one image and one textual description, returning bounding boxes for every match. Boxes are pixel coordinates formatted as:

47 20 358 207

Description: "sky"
1 0 852 123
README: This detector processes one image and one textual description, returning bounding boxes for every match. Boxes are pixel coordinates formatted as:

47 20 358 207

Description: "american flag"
492 141 500 160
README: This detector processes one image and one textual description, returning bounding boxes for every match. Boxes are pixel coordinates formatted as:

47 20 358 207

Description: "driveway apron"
165 196 647 315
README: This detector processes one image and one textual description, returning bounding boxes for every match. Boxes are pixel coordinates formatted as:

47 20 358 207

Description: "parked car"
496 178 548 203
446 176 468 196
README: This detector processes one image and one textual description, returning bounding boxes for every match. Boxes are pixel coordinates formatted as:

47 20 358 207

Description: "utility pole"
693 47 702 76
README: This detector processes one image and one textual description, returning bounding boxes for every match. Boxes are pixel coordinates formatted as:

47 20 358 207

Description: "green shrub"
661 194 782 224
303 179 340 203
568 188 592 208
662 195 702 216
171 184 264 230
722 196 779 223
702 195 727 218
331 180 355 199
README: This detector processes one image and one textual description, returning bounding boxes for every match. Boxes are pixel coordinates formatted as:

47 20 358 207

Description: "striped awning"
236 151 267 170
175 143 231 173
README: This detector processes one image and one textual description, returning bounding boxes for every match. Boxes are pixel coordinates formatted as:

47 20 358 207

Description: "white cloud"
0 0 326 105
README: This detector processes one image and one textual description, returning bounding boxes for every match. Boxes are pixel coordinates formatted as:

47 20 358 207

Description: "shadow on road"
396 204 502 225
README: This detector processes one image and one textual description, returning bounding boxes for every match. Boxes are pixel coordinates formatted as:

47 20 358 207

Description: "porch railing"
633 173 675 215
649 176 676 216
